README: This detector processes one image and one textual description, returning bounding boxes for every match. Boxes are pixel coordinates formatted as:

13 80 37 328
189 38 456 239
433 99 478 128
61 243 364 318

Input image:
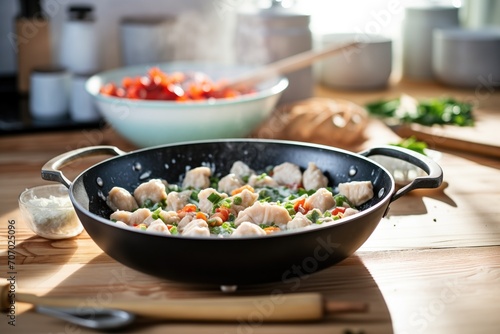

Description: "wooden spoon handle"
226 41 360 89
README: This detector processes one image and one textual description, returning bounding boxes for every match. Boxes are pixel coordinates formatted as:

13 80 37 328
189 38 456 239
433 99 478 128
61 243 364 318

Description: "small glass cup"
19 184 83 239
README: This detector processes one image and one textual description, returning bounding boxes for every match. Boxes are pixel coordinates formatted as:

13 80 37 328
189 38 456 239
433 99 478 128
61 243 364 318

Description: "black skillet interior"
77 140 392 217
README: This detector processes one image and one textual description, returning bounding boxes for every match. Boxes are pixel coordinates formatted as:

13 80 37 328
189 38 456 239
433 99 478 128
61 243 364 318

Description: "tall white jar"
402 6 459 80
235 4 313 104
59 5 100 75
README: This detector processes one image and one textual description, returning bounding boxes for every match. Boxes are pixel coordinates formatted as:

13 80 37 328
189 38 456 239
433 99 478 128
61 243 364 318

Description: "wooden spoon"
225 41 361 90
0 282 367 323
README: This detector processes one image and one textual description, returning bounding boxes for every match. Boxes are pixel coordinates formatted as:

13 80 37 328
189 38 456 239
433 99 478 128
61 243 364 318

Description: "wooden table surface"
1 79 499 334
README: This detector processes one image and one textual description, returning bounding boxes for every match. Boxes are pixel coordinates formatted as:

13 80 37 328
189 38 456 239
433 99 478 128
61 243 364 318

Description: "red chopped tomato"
331 207 346 216
99 68 255 101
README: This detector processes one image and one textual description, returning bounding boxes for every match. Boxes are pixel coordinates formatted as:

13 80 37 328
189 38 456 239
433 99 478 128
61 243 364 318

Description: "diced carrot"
196 211 207 221
293 198 307 214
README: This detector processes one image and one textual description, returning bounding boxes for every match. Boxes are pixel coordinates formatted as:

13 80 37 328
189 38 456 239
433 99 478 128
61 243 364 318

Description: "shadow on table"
18 253 393 334
387 181 456 217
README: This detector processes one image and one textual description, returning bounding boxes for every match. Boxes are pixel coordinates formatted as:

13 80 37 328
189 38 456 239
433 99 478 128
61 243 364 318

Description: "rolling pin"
0 282 367 322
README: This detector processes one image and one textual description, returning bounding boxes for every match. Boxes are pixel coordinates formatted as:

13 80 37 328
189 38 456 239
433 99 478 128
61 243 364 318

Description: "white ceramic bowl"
19 184 83 239
317 33 392 90
86 62 288 147
433 28 500 88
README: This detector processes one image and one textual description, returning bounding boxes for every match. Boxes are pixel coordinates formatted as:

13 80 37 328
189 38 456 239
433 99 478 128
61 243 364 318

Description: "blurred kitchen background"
0 0 499 132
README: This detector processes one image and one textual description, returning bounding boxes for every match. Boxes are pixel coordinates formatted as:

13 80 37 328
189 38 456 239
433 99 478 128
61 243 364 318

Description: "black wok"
42 139 442 286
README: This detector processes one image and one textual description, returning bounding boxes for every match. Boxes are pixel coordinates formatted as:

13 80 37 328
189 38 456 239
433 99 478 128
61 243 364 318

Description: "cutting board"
394 108 500 158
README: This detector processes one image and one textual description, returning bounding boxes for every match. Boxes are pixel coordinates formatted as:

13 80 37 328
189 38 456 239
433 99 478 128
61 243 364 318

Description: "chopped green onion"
306 210 320 224
169 226 178 235
207 192 222 204
151 207 162 220
233 196 242 205
334 194 352 207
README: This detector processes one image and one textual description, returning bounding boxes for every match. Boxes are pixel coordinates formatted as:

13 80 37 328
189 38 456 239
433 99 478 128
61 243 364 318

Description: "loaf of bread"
280 98 369 147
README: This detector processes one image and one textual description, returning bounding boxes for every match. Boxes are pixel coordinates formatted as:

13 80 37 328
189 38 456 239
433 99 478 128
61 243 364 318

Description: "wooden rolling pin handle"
1 283 367 322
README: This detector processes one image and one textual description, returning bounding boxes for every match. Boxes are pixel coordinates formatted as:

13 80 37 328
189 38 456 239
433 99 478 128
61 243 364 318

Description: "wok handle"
41 146 127 188
359 145 443 203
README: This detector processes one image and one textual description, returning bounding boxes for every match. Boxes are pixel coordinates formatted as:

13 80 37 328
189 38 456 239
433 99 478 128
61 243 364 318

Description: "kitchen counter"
1 79 499 334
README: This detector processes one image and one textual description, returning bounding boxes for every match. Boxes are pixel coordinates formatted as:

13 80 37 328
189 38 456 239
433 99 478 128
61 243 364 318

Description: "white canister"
59 6 100 75
235 6 313 104
29 67 70 119
402 6 459 80
120 17 177 66
319 33 392 90
70 74 100 122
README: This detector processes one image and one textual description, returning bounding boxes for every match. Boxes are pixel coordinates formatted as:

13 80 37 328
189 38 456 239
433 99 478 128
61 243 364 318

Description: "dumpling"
110 208 151 226
229 188 259 216
159 210 181 224
247 174 278 188
235 201 292 226
229 161 254 181
272 162 302 187
304 188 335 213
182 167 211 189
287 212 312 230
218 173 243 194
197 188 228 214
106 186 138 211
177 212 197 233
166 190 192 211
302 162 329 190
146 219 171 235
338 181 374 206
133 179 167 207
182 219 210 237
343 207 359 218
231 221 266 237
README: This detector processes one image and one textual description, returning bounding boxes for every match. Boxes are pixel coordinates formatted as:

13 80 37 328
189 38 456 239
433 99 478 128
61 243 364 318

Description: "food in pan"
99 67 255 101
106 161 374 237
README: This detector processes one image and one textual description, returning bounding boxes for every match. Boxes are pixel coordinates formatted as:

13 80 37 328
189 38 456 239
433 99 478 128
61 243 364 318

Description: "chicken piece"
287 212 312 230
110 208 151 226
229 189 259 216
133 179 167 207
182 219 210 237
247 174 279 188
166 190 192 211
302 162 329 190
197 188 228 214
230 161 254 181
338 181 374 206
146 219 171 235
106 186 138 212
159 210 180 224
182 167 211 189
218 173 243 194
235 201 292 226
304 188 335 213
231 221 266 237
272 162 302 187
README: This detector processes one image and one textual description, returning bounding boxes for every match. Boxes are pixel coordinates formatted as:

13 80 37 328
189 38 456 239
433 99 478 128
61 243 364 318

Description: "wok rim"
68 138 396 242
